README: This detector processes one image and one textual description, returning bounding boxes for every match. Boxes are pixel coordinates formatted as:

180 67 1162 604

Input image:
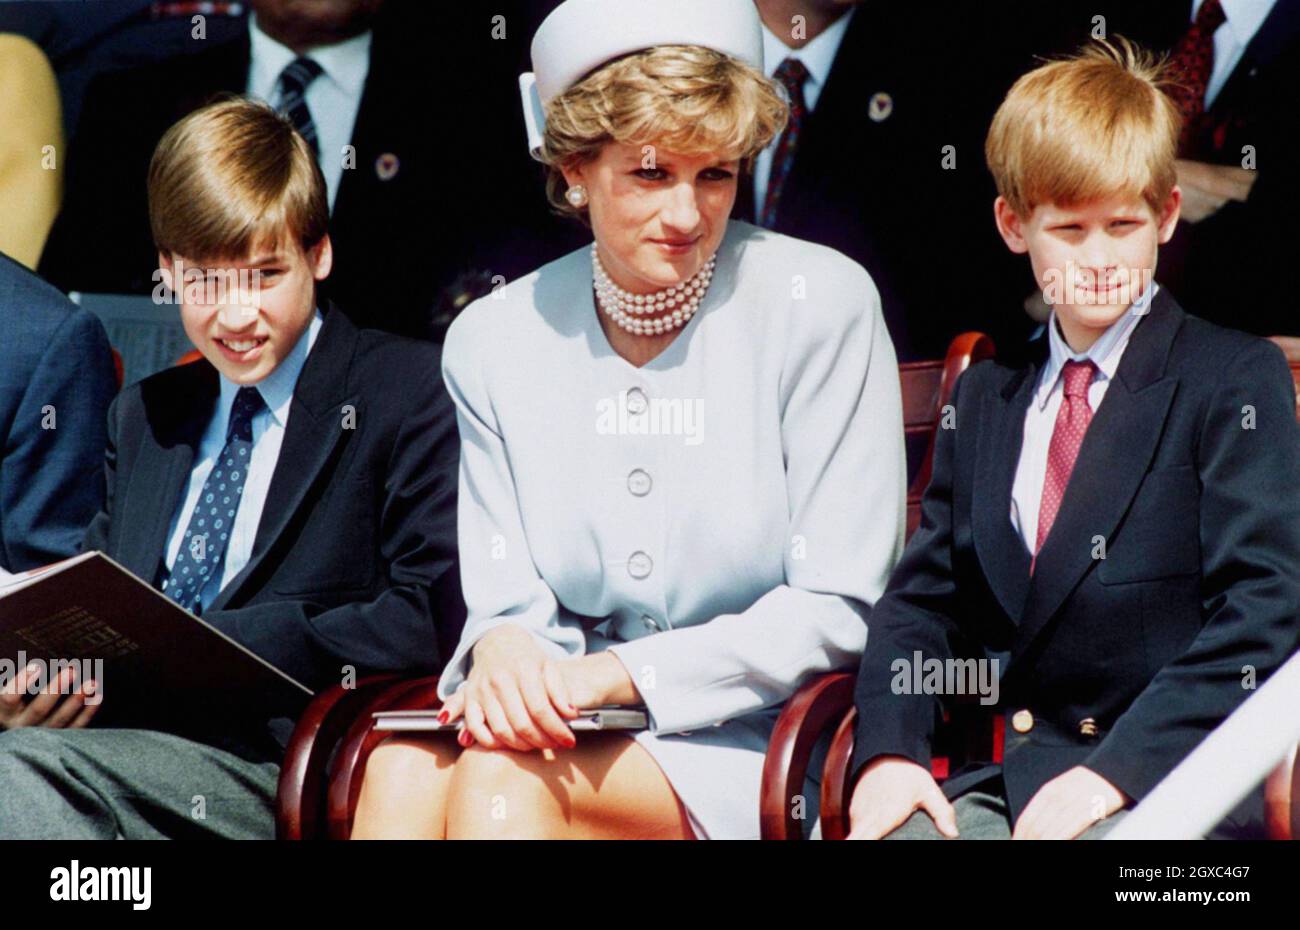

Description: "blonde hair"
148 96 329 260
540 45 788 221
985 36 1181 218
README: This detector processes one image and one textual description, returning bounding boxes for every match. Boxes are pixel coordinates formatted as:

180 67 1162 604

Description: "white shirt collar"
1035 283 1159 411
760 5 855 97
1194 0 1275 46
218 309 324 431
248 12 372 102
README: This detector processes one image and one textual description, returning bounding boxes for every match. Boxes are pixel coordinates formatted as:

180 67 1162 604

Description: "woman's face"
563 141 740 294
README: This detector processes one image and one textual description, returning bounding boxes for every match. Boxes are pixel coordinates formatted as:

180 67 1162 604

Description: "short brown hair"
541 45 788 221
985 37 1181 217
148 95 329 260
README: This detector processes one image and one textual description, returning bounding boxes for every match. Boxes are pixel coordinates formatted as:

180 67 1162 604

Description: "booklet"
0 551 312 726
373 707 649 732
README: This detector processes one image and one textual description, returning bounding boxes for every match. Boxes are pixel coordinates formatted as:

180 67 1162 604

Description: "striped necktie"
276 56 325 157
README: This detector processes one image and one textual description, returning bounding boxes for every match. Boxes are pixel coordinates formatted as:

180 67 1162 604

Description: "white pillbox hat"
520 0 765 160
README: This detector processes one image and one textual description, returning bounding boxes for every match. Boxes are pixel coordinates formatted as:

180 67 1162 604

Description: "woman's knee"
446 745 560 837
362 736 457 796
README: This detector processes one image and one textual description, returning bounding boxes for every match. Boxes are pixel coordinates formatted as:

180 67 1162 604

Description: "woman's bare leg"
444 734 694 839
350 734 460 839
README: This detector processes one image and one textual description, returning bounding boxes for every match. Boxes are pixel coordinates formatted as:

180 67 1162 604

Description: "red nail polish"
437 709 449 724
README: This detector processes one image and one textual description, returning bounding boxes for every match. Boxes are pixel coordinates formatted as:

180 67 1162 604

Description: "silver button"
641 614 660 631
627 550 653 579
625 387 648 415
627 469 652 496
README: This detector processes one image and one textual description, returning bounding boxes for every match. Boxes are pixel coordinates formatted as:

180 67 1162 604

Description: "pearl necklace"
591 246 716 337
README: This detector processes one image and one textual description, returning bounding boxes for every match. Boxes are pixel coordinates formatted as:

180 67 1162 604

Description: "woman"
351 0 906 840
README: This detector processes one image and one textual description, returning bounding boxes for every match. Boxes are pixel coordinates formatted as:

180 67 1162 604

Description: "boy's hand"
847 755 959 839
1012 765 1126 839
0 663 101 731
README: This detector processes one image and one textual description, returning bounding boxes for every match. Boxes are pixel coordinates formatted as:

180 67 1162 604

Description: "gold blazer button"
1011 709 1034 733
1078 717 1099 738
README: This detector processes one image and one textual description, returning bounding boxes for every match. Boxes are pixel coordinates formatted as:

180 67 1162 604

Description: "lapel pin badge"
374 152 400 181
868 91 894 123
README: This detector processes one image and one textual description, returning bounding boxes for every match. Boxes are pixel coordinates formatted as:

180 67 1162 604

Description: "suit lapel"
972 357 1039 624
1012 293 1185 654
121 363 219 585
206 308 361 611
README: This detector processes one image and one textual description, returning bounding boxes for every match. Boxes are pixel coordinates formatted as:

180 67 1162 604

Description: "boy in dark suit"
0 98 464 838
847 39 1300 840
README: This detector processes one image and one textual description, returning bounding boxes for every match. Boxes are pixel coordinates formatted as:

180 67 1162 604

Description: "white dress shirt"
754 6 857 209
1010 285 1158 553
164 310 323 610
246 14 372 210
1193 0 1276 107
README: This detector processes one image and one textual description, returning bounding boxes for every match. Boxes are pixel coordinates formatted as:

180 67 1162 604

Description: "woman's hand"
441 624 578 751
439 627 642 752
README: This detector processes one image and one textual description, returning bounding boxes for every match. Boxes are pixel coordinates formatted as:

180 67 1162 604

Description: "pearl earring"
566 184 589 208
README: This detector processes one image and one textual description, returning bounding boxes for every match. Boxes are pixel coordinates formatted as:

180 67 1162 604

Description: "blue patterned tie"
275 57 324 156
164 387 266 613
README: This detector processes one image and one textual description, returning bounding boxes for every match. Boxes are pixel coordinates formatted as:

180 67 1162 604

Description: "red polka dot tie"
1032 360 1098 573
1165 0 1227 155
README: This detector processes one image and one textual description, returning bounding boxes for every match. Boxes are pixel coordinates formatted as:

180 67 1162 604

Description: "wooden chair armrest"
819 708 859 840
760 672 856 840
276 674 402 840
1264 742 1298 840
909 332 996 497
326 675 443 840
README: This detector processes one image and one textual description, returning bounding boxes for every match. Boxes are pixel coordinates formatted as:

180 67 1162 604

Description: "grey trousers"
0 727 280 839
884 783 1128 840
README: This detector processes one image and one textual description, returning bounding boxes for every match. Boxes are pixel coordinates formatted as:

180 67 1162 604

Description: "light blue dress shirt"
163 310 323 610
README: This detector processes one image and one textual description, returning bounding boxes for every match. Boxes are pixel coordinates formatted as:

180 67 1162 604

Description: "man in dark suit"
846 41 1300 840
0 99 463 838
739 1 1033 362
38 0 565 340
0 251 116 572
